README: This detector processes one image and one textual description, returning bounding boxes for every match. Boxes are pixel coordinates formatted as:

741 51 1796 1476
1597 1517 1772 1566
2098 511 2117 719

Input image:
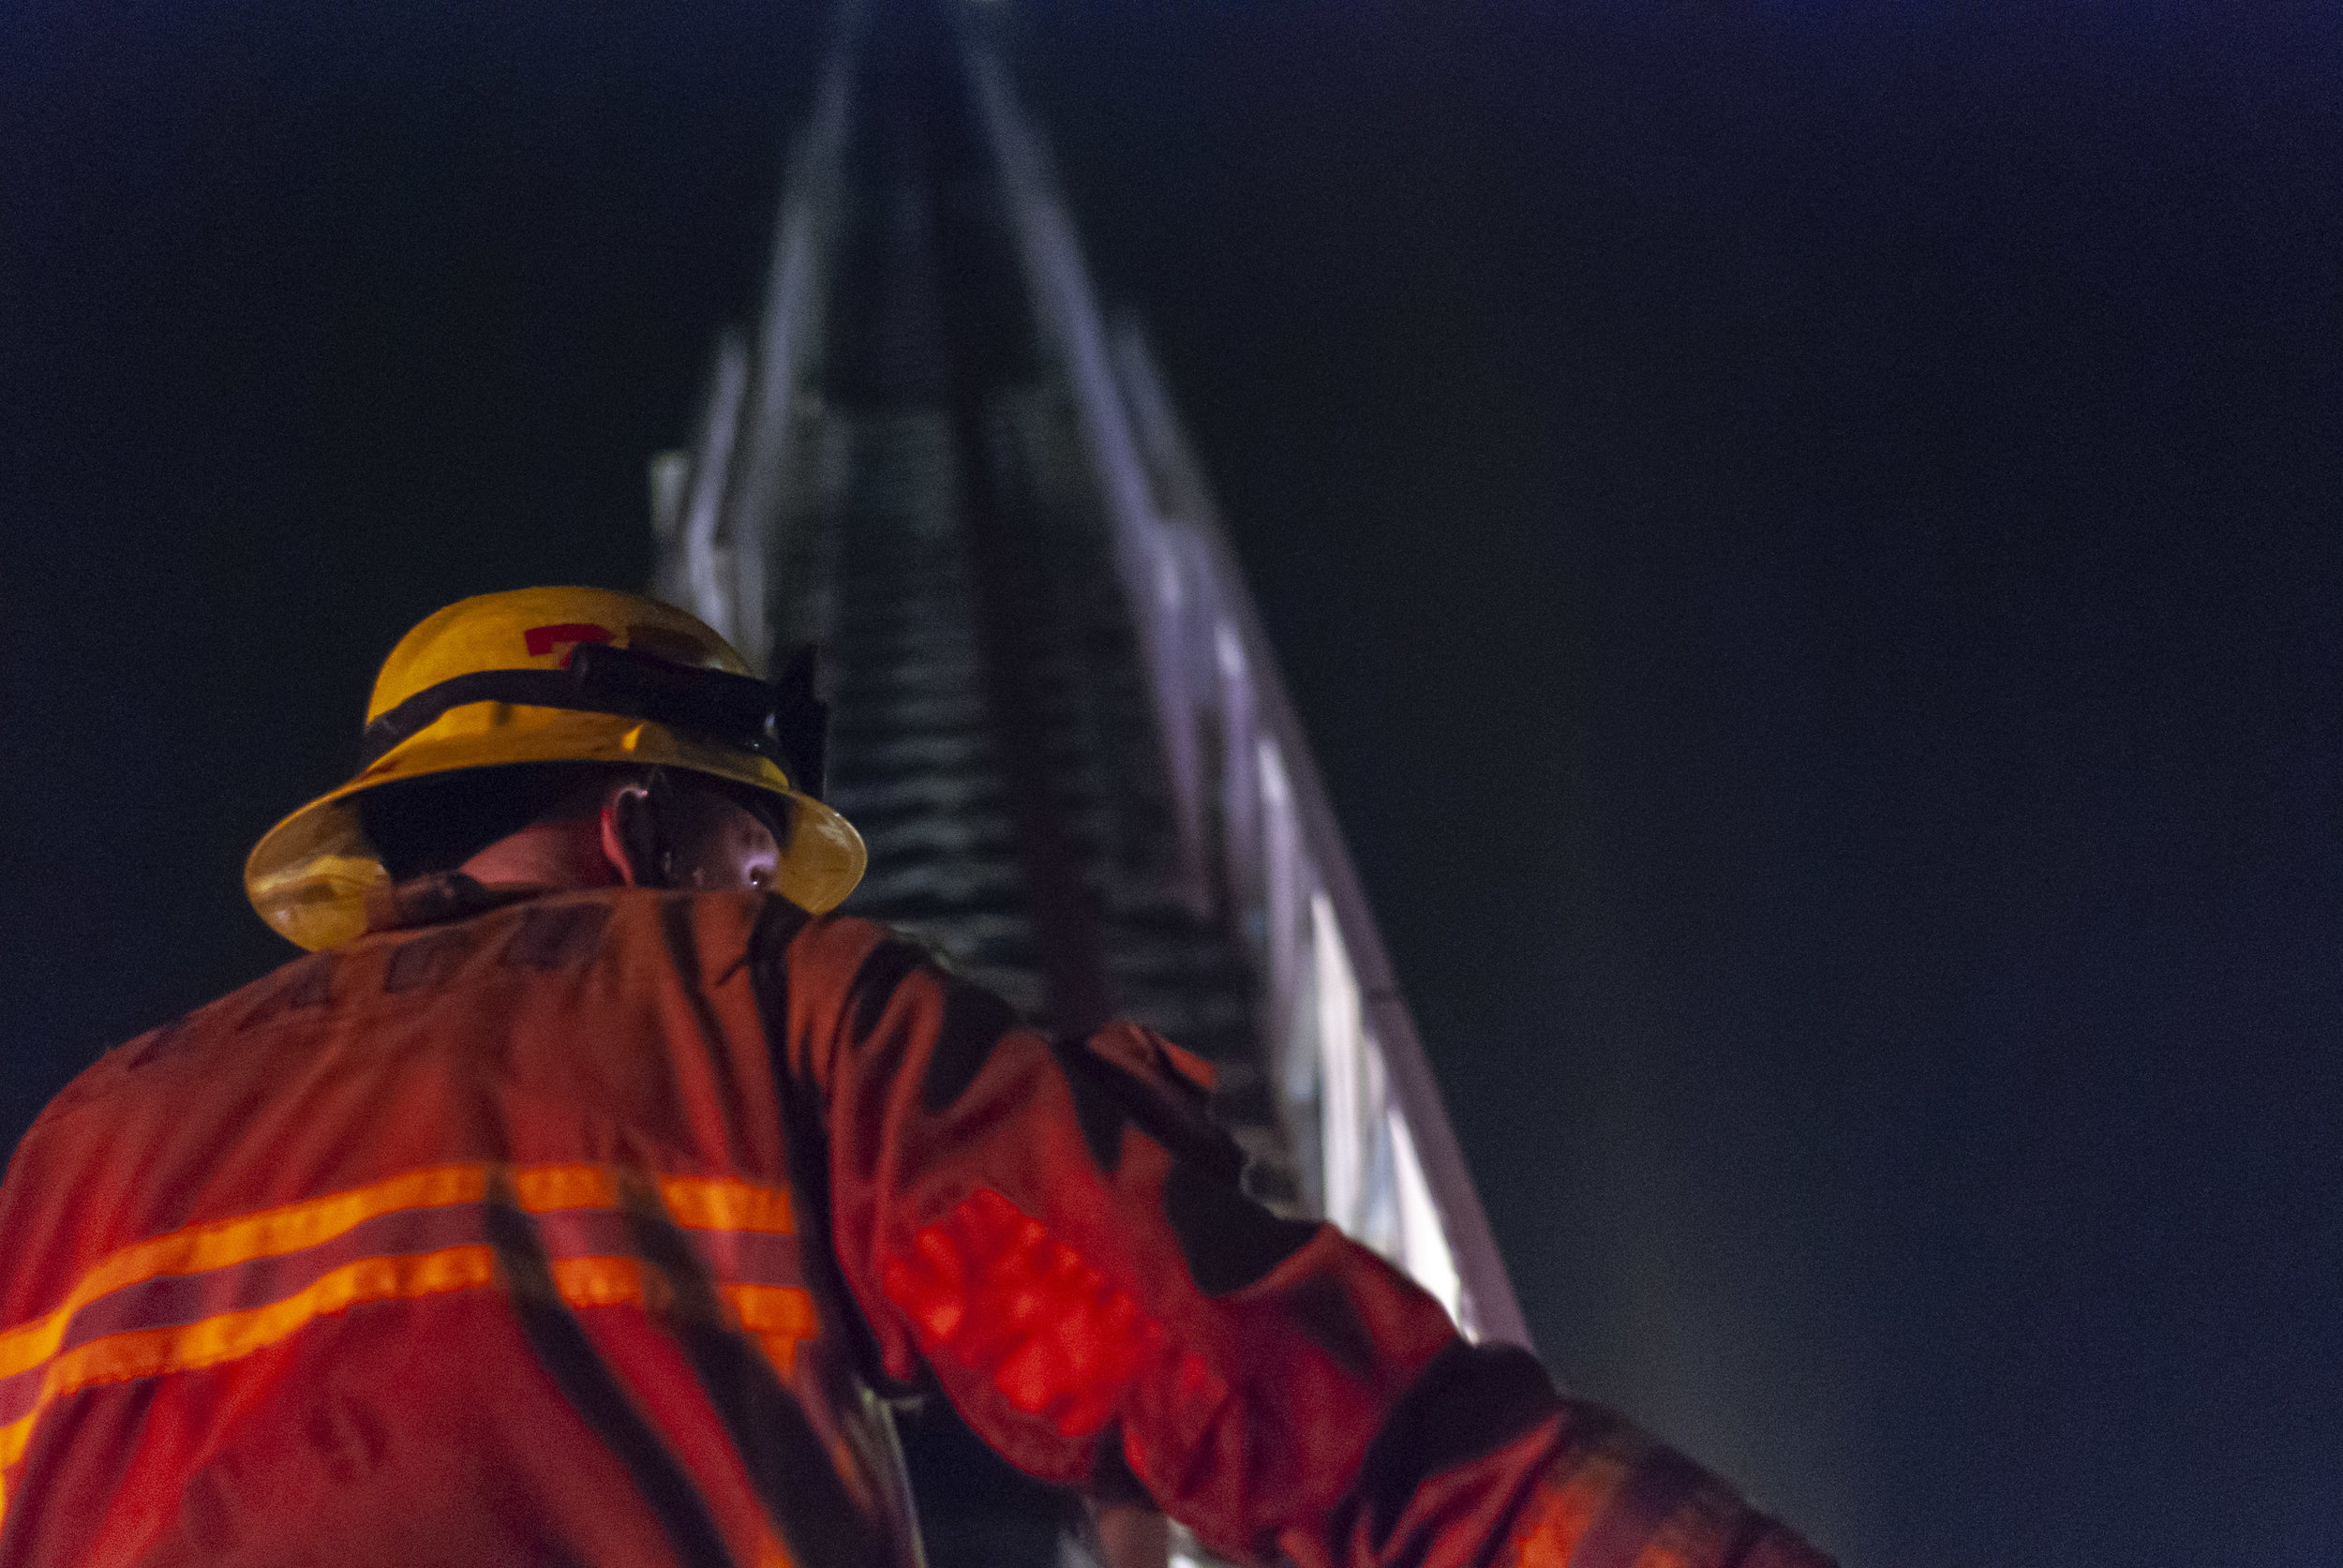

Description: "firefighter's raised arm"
769 913 1834 1568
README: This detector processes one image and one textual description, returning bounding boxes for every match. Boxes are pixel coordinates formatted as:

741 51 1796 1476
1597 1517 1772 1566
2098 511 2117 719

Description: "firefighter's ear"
602 784 661 889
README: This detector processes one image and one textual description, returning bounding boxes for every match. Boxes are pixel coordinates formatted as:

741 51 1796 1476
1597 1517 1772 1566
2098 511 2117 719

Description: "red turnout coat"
0 882 1829 1568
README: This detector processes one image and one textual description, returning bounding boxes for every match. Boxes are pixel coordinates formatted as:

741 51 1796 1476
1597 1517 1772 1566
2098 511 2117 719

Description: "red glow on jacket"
883 1187 1162 1440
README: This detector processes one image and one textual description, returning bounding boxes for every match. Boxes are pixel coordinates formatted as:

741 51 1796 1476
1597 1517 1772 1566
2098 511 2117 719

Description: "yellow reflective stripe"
0 1316 62 1384
0 1256 817 1486
21 1260 810 1422
0 1161 810 1535
0 1163 492 1381
46 1246 497 1400
515 1166 798 1232
549 1253 649 1309
511 1163 619 1211
0 1410 22 1536
0 1165 798 1380
724 1283 818 1338
543 1267 817 1371
664 1176 794 1234
0 1410 29 1471
725 1284 818 1380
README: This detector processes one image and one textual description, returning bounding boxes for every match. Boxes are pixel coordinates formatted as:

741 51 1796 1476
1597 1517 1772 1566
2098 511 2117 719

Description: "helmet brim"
246 702 866 950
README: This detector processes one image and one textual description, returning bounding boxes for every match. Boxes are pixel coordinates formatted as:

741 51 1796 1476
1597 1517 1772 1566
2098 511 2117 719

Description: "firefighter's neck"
457 811 633 891
453 784 781 894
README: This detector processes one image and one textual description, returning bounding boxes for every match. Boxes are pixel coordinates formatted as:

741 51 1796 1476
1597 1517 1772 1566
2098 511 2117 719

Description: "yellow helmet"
246 587 866 950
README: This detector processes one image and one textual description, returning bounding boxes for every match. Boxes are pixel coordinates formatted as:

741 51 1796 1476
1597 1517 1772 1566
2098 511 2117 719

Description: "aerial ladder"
648 5 1527 1563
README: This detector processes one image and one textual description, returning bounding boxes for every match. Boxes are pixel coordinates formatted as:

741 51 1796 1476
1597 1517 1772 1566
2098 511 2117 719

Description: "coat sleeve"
764 912 1833 1568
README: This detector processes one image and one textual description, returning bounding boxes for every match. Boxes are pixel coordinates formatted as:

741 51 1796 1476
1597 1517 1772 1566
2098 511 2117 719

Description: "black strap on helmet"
358 641 831 800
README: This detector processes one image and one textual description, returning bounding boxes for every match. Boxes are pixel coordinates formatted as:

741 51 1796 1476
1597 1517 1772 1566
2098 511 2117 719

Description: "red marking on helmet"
524 622 613 664
882 1187 1163 1441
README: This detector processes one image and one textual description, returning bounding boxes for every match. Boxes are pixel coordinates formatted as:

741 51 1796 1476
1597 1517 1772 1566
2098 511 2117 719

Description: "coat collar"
362 873 553 935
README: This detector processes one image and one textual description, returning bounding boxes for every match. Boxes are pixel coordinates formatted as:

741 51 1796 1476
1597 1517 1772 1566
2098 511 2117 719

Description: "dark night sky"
5 2 2340 1563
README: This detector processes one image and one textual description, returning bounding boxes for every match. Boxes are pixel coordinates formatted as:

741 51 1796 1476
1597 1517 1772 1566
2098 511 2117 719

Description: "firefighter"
0 588 1831 1567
